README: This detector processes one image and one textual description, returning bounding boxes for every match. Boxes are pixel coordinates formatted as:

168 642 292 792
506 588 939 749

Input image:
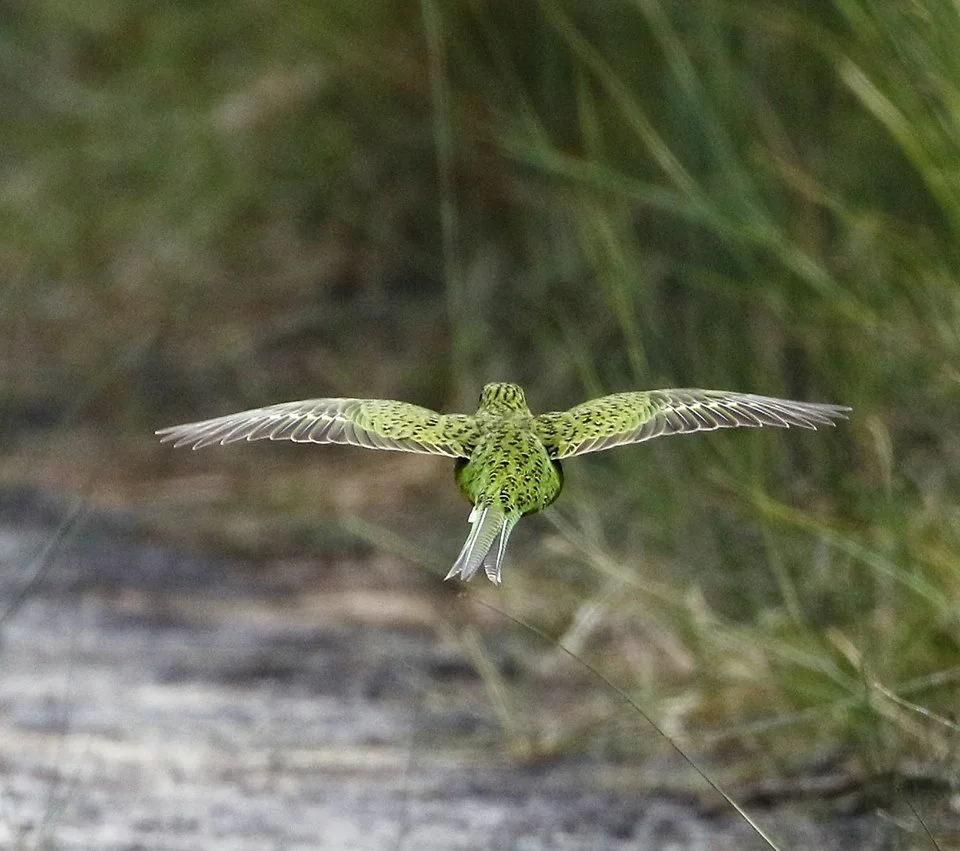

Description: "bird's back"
454 419 563 517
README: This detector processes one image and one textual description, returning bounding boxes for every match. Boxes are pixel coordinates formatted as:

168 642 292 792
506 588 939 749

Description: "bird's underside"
157 384 850 583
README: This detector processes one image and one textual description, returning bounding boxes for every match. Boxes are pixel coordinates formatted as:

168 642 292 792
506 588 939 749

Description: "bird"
156 383 849 584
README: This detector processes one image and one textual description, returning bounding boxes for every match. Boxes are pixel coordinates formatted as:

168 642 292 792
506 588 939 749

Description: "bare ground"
0 485 954 850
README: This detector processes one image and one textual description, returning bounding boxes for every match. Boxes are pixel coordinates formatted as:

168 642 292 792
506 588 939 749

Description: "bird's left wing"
534 389 850 459
157 398 479 457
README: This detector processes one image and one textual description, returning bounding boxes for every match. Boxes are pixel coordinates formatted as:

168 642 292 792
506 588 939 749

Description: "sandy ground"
0 486 952 850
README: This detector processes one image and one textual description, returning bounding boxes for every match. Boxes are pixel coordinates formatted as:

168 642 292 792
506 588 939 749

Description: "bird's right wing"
534 389 850 459
156 398 480 457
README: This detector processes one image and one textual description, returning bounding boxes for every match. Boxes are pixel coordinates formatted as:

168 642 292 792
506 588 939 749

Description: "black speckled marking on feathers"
157 382 848 583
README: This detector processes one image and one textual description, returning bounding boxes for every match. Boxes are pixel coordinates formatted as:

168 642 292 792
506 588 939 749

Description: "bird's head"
477 382 530 416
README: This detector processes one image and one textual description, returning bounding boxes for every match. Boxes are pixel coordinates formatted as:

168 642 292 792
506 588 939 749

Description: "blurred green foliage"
2 0 958 774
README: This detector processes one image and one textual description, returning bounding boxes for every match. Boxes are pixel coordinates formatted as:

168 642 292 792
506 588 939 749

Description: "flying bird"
157 383 849 584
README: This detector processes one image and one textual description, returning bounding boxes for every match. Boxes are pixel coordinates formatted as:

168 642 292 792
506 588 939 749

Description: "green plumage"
158 382 849 584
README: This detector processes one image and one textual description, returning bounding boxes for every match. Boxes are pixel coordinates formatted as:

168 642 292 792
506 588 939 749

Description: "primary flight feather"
157 383 849 584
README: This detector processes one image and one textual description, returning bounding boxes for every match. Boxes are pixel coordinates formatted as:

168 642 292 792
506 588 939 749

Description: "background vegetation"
2 0 958 797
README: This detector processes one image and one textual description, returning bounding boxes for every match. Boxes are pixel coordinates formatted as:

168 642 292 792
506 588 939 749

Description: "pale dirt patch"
0 486 950 850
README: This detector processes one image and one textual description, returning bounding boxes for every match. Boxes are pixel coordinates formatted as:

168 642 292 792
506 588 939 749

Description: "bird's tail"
446 504 519 584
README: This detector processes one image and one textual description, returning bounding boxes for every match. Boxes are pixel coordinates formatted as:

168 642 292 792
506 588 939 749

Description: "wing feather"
534 389 850 459
156 398 479 457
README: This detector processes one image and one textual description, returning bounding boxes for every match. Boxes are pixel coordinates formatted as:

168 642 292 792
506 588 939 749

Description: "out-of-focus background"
1 1 959 847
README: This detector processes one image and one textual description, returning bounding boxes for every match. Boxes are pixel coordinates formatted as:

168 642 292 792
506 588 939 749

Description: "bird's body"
158 382 849 583
450 384 564 580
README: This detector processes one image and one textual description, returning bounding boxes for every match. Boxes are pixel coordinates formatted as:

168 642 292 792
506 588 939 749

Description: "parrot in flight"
157 382 848 584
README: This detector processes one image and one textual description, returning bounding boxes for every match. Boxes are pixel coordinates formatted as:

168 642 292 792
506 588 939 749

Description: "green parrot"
157 383 849 584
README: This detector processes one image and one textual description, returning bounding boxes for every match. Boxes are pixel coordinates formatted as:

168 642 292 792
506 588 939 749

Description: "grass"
1 0 958 844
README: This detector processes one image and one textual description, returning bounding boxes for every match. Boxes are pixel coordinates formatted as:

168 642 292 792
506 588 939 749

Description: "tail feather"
483 516 517 584
446 504 519 583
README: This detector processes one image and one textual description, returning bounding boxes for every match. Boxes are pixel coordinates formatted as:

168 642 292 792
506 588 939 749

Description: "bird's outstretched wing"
156 398 480 457
534 390 850 459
